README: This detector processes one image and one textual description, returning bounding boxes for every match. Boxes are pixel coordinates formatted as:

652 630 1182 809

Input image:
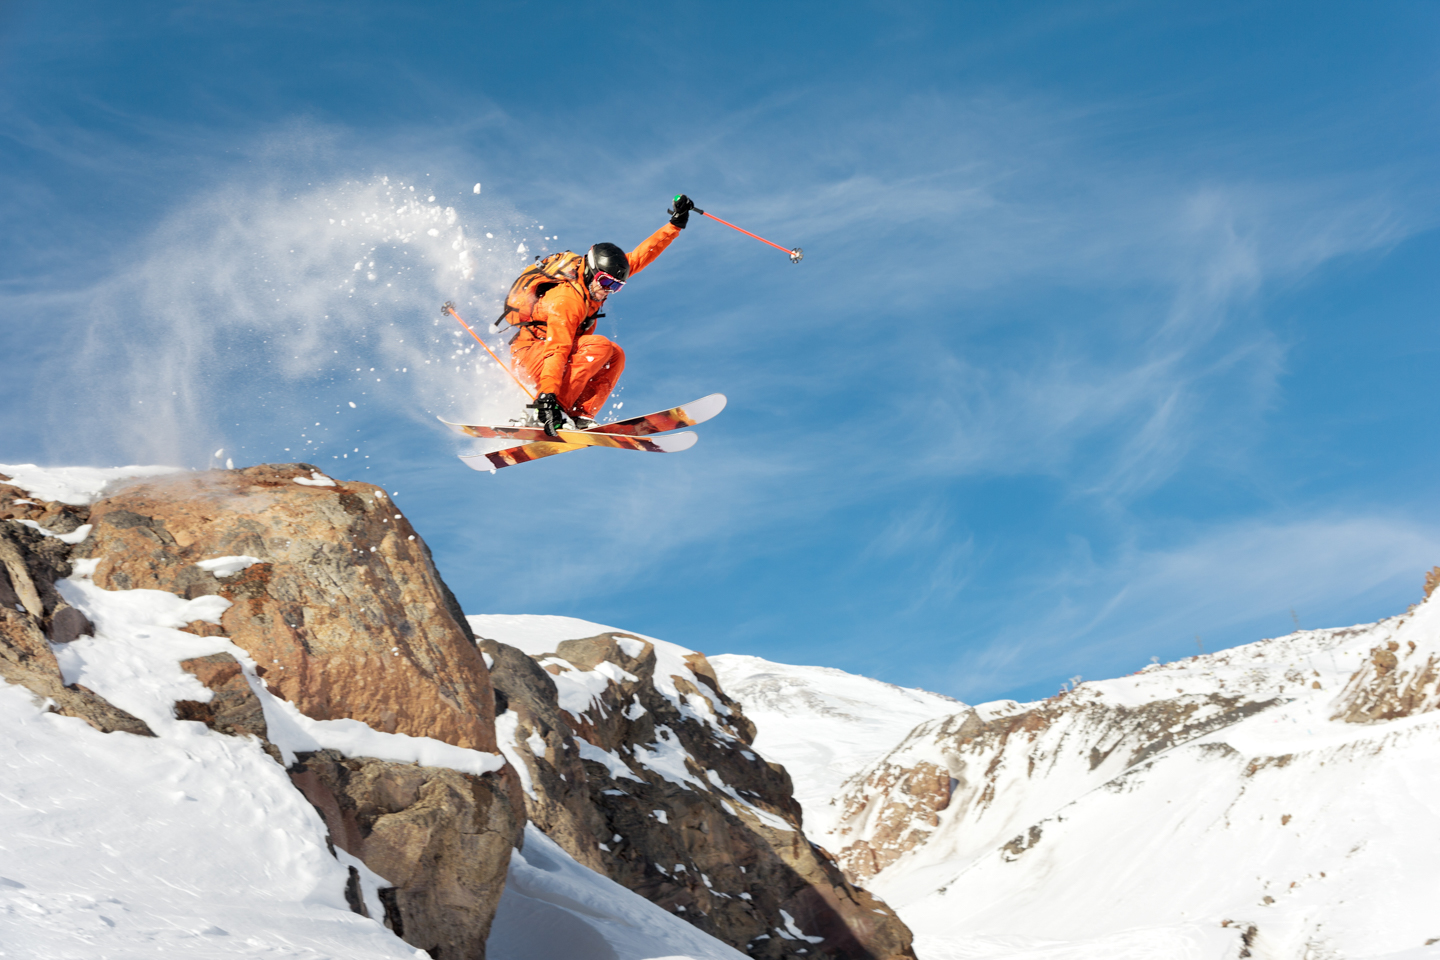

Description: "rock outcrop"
481 629 916 960
78 463 498 752
175 651 280 760
1 493 149 736
7 464 524 959
1332 574 1440 723
290 750 522 959
1 475 89 535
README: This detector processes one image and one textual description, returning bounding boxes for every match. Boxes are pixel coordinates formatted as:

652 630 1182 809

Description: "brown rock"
481 631 917 960
289 749 522 959
175 652 280 761
78 464 498 752
482 639 609 873
0 522 151 736
1332 640 1440 723
0 478 90 535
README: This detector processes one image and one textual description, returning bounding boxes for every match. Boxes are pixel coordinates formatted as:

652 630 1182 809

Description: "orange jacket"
523 223 680 395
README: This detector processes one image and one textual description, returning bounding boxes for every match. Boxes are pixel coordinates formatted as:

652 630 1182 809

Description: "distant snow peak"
710 653 963 836
722 592 1440 959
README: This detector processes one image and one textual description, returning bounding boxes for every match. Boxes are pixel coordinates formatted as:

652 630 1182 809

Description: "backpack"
492 251 586 333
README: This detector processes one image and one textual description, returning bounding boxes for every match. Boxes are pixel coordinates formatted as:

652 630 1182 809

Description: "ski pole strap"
442 302 537 401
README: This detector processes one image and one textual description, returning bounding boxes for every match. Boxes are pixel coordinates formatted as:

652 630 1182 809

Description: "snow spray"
65 175 550 466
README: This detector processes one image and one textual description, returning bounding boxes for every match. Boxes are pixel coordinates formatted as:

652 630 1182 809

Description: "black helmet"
584 242 630 285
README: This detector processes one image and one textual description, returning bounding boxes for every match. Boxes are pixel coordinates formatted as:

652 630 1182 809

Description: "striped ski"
440 393 726 441
460 431 697 472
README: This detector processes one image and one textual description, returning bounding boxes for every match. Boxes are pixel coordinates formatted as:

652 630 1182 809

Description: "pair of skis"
440 394 726 472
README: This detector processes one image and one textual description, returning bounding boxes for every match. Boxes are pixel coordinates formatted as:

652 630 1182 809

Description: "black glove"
669 194 695 229
529 392 565 438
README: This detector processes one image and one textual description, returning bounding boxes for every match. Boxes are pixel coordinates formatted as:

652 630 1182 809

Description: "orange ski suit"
510 222 680 418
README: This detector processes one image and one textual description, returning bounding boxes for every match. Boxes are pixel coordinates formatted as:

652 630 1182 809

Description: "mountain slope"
722 584 1440 960
708 654 962 835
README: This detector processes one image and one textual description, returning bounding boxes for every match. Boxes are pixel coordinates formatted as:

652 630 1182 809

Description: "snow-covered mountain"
9 459 1440 960
709 654 961 835
719 587 1440 960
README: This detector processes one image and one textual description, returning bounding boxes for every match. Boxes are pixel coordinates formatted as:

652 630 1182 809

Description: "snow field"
719 598 1440 959
487 826 747 960
0 681 423 960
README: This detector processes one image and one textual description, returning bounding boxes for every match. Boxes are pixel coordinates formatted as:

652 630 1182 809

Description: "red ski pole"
441 302 536 401
689 201 803 263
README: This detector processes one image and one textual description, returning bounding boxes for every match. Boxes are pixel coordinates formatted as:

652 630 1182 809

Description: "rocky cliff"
1 507 151 736
475 623 917 960
2 465 523 959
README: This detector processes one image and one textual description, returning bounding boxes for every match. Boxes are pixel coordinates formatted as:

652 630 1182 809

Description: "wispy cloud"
945 513 1440 700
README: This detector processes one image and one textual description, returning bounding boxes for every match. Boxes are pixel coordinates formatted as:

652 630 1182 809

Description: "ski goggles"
594 271 627 293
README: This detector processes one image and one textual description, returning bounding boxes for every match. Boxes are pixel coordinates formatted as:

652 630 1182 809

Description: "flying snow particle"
473 183 482 194
517 243 528 254
226 458 234 470
485 232 494 239
214 448 224 459
348 402 356 408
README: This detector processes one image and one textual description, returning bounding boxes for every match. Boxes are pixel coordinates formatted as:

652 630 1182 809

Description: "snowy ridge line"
0 462 187 505
830 689 1293 877
808 588 1440 959
904 699 1302 896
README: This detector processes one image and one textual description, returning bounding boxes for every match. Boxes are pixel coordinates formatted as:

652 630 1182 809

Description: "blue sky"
2 1 1437 702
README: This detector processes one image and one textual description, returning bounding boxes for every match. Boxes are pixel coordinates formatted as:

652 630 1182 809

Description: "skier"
503 195 696 437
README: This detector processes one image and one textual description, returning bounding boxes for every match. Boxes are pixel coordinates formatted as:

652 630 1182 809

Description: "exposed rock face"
1332 581 1440 723
481 630 916 960
1 476 89 535
290 749 523 959
0 517 149 736
77 463 498 752
175 652 280 761
829 691 1279 881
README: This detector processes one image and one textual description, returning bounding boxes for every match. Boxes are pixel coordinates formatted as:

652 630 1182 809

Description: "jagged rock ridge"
474 618 917 960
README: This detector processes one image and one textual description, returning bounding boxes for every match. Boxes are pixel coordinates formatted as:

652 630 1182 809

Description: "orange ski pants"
512 334 626 418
